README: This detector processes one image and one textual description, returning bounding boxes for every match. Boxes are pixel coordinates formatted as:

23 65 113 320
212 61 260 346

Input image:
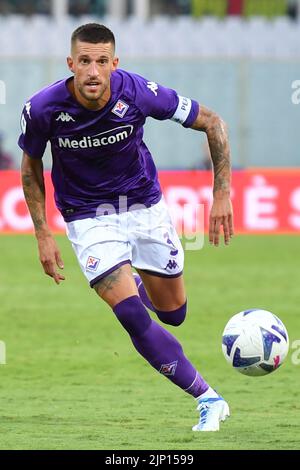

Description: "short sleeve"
18 100 49 159
130 72 199 128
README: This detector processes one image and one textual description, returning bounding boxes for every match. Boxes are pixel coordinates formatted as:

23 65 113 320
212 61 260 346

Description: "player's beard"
79 81 108 103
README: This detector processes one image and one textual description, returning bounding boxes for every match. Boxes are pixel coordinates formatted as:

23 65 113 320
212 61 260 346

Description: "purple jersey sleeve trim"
90 260 132 288
182 100 199 128
138 269 183 279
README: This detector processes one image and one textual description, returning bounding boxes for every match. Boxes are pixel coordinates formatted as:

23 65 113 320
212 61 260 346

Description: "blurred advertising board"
0 170 299 234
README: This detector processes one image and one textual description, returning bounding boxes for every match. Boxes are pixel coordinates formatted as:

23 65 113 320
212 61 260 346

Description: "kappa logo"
25 102 32 119
165 260 179 271
112 100 129 118
21 114 27 134
159 361 178 376
56 112 75 122
147 81 158 97
86 256 100 272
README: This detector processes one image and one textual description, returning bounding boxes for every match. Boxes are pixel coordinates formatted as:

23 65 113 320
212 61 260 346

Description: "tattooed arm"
191 105 234 246
21 152 65 284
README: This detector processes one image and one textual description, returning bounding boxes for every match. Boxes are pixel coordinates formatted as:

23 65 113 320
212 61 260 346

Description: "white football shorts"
66 198 184 287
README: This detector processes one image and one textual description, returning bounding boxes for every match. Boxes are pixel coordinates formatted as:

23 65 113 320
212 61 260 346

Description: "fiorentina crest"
159 361 178 376
112 100 129 118
86 256 100 272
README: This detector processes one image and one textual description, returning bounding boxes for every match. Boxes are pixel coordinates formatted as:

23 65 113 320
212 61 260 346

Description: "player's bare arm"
191 105 234 246
21 152 65 285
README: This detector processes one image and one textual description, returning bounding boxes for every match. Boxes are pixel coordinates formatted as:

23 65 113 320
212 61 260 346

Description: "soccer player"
19 23 233 431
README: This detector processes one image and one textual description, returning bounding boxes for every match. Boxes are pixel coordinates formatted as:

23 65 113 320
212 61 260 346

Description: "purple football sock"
113 296 209 397
134 274 154 311
155 302 187 326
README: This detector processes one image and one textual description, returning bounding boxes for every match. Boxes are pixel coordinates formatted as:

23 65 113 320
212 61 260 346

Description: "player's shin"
113 296 209 397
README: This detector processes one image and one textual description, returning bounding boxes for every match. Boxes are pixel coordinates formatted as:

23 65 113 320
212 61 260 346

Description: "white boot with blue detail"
192 387 230 432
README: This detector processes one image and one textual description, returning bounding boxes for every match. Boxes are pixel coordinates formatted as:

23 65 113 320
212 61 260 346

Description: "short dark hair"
71 23 115 49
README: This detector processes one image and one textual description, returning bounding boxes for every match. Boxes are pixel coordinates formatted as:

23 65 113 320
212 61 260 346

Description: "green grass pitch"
0 234 299 450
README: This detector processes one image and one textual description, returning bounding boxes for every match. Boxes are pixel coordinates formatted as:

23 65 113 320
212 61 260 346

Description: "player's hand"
209 196 234 247
36 233 65 284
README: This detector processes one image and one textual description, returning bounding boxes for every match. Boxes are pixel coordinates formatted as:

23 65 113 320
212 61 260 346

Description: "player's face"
67 41 119 108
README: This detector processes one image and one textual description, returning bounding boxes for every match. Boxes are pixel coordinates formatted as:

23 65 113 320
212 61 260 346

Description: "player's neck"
68 78 111 111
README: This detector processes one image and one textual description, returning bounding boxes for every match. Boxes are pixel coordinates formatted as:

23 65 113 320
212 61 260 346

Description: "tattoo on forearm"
94 268 122 297
193 107 231 194
22 170 47 232
207 118 231 194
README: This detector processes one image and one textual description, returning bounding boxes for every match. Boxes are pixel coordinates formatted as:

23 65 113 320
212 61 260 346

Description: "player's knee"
155 301 187 327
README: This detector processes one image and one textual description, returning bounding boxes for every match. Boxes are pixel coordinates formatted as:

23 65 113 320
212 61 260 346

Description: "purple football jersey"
18 69 199 222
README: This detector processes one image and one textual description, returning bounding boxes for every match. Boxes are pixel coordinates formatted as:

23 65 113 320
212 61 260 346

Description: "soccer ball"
222 309 289 376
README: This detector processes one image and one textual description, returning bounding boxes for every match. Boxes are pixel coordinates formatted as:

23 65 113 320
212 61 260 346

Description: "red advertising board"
0 170 299 234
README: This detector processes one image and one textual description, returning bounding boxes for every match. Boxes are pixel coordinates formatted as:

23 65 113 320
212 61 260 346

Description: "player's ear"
112 56 119 72
67 56 75 73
